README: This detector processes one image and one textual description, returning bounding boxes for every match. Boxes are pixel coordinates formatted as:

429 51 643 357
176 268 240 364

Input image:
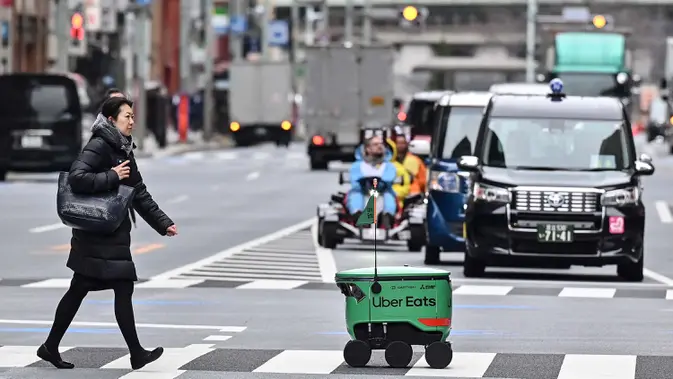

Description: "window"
481 117 631 170
440 106 483 159
555 73 623 97
406 99 437 136
0 76 77 121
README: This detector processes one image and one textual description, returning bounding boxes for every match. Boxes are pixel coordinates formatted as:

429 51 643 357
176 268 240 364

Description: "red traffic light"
70 27 84 41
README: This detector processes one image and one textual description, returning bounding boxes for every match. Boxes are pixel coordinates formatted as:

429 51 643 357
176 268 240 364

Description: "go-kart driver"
347 135 398 227
385 138 412 211
393 128 427 194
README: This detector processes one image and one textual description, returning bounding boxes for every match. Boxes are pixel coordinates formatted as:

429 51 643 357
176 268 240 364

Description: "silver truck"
228 61 295 147
303 45 395 170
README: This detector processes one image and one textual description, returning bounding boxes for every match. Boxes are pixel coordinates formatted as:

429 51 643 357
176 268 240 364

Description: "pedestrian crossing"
1 345 671 378
159 149 310 167
164 229 325 287
3 277 673 300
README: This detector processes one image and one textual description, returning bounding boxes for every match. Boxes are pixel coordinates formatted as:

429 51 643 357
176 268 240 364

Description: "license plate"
21 136 43 148
537 224 574 243
362 228 386 241
255 128 267 136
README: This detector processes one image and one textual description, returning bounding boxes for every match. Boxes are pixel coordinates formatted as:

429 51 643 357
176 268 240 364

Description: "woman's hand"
166 224 178 236
112 160 130 180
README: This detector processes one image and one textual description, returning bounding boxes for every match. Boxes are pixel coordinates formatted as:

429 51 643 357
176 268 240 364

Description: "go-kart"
316 173 426 251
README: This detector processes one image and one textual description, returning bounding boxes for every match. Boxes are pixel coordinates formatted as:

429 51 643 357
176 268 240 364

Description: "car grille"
512 189 600 213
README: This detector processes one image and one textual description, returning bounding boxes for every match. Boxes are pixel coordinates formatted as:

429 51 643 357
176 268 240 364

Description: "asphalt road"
2 139 673 378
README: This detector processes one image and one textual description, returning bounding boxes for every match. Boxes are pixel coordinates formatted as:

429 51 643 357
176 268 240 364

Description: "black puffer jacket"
66 115 173 281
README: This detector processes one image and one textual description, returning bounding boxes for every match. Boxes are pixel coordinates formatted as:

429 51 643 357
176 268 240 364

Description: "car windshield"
0 76 78 122
441 106 483 159
406 99 436 136
481 117 631 170
555 73 621 97
649 98 668 124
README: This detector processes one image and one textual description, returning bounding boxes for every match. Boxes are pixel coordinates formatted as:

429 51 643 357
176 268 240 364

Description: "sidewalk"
134 129 233 158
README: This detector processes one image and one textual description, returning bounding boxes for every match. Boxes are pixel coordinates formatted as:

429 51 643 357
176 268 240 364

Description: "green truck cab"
544 32 639 104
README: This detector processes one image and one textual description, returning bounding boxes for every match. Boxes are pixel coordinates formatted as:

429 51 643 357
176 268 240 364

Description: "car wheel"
424 245 441 265
463 251 486 277
310 159 328 170
617 251 644 282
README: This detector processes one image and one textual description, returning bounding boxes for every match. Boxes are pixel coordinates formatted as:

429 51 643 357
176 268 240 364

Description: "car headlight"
601 187 640 206
473 182 510 203
429 171 460 193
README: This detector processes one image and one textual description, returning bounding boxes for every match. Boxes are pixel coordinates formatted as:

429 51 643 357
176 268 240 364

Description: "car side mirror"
634 160 654 176
457 155 480 172
409 139 431 157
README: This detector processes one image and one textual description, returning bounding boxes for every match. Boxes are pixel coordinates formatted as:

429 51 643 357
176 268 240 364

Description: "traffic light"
591 14 611 29
399 6 428 28
70 12 84 40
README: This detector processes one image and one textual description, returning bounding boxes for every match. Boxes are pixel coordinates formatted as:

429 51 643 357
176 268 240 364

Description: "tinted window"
0 75 79 122
481 117 631 170
406 99 436 135
440 106 483 159
555 73 622 97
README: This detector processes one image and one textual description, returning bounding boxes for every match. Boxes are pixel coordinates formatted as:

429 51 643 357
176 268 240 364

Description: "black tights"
45 278 144 355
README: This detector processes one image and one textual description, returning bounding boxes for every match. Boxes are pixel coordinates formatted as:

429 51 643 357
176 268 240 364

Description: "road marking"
203 335 232 342
643 268 673 286
0 346 74 367
0 319 246 332
133 243 164 255
451 277 673 288
311 219 337 283
557 354 636 379
253 350 344 374
406 352 496 377
136 279 205 288
667 289 673 300
22 278 72 288
236 279 308 290
655 201 673 223
29 223 67 233
167 195 189 204
246 171 259 181
151 218 316 280
558 287 616 298
453 285 513 296
104 344 214 373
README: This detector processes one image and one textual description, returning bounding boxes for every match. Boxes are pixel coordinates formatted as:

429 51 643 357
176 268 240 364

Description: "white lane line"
311 220 337 283
0 319 246 332
29 223 67 233
203 335 232 342
246 171 260 181
167 195 189 204
655 201 672 223
151 218 316 280
643 268 673 286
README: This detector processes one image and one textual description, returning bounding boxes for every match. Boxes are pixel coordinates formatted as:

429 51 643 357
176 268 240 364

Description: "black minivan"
0 73 82 181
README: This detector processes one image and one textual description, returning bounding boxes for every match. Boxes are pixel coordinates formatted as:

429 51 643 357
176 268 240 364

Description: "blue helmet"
550 78 564 94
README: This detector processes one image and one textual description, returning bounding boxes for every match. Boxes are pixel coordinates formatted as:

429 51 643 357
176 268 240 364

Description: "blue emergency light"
547 78 566 100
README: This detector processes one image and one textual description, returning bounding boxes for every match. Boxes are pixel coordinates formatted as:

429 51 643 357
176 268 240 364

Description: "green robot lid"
335 266 450 281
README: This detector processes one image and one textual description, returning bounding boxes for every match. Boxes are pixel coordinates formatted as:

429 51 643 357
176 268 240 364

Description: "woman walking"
38 96 178 370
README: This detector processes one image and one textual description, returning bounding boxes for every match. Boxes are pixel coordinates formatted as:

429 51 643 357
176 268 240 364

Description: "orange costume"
400 153 427 194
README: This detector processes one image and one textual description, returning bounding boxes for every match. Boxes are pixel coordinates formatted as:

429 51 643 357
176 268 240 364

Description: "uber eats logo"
372 296 436 308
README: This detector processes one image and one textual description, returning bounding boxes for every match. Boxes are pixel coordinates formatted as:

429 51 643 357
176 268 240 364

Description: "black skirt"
72 273 133 292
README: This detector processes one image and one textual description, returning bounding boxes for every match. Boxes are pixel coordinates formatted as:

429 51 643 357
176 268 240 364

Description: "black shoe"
37 344 74 369
130 347 164 370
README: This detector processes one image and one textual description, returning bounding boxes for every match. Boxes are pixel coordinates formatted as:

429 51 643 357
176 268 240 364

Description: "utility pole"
344 0 353 44
362 0 372 45
179 0 192 93
525 0 538 82
130 2 150 151
203 0 214 141
260 0 271 60
230 0 243 60
54 0 69 72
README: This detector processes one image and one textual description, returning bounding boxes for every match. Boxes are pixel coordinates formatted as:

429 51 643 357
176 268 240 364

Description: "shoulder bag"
57 172 135 233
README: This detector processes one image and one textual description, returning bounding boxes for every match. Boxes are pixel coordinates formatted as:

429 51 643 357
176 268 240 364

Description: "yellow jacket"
401 153 427 194
386 139 411 208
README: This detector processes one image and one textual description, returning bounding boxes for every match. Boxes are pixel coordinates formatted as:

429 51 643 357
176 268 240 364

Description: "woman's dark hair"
101 97 134 120
104 88 124 98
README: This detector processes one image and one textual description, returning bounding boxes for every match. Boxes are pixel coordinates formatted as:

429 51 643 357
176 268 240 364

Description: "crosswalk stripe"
0 346 672 377
253 350 344 374
558 287 617 298
0 346 73 367
236 279 308 289
557 354 637 379
21 278 71 288
452 285 513 296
